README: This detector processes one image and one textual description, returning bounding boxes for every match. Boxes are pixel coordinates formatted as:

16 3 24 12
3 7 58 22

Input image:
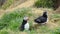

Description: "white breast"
24 23 29 30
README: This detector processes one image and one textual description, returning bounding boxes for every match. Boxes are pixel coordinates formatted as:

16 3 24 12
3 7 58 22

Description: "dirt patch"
0 9 5 18
9 0 27 9
55 6 60 13
5 0 35 12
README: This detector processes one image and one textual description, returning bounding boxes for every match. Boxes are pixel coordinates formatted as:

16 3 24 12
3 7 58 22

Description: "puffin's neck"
22 20 27 25
43 14 47 18
43 12 47 18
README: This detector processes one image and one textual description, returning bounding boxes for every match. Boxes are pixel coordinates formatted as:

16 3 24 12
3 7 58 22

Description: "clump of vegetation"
0 8 32 30
53 28 60 34
50 27 60 34
35 0 54 8
0 30 9 34
1 0 14 9
52 14 60 18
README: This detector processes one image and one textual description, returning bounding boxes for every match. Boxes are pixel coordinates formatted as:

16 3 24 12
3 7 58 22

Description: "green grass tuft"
52 14 60 18
35 0 54 8
0 30 9 34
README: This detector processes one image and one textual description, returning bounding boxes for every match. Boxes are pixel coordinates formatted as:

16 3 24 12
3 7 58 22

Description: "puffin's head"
43 11 47 18
23 16 29 21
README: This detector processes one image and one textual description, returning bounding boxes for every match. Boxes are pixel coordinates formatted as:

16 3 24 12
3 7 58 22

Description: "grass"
1 0 14 9
54 28 60 34
51 14 60 18
34 0 54 8
50 27 60 34
0 7 60 34
0 29 9 34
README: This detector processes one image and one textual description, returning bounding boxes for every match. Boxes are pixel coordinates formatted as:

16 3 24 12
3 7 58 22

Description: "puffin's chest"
24 23 29 30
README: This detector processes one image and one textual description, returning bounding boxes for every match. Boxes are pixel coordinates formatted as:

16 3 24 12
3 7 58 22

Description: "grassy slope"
0 7 60 34
0 0 60 34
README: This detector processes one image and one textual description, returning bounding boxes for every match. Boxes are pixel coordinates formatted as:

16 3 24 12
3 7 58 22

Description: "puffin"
34 11 48 24
20 16 29 31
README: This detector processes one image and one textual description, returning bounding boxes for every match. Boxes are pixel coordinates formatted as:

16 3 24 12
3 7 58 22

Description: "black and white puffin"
20 16 29 31
34 11 48 24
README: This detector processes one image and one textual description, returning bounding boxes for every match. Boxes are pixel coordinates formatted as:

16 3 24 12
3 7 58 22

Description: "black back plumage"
34 12 47 23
